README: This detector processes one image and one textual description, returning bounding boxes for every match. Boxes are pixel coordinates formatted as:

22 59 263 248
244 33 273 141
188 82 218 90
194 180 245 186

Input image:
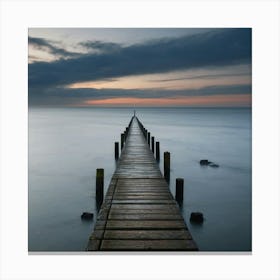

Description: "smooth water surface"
29 107 251 252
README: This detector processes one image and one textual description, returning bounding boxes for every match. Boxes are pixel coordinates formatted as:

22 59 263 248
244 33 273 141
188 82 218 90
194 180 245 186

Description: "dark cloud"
29 29 251 89
80 40 121 53
29 84 251 106
28 36 80 59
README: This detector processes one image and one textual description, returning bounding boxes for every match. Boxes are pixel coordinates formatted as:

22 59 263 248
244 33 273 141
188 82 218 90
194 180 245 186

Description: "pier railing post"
175 178 184 203
121 133 125 149
156 141 160 161
96 168 104 207
151 136 155 153
147 132 151 146
115 142 119 159
164 151 170 182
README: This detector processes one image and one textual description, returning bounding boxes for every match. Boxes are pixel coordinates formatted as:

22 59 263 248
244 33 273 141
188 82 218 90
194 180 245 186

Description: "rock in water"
200 159 219 168
190 212 204 223
200 159 209 165
81 212 94 220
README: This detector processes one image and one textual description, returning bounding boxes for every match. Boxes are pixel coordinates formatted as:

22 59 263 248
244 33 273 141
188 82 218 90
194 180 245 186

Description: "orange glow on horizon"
81 94 251 107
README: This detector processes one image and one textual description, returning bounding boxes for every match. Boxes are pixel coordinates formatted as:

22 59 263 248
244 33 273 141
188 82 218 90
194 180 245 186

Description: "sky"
28 28 252 107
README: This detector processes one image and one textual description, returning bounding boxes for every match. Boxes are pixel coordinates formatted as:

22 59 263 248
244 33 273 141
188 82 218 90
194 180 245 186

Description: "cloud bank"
28 28 252 106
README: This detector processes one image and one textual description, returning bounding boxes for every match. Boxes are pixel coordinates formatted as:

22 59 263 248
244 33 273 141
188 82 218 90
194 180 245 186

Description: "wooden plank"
108 213 183 220
86 239 101 250
100 240 198 251
110 204 179 210
112 200 176 204
103 230 192 240
113 195 172 200
106 220 187 230
109 209 179 215
114 190 170 194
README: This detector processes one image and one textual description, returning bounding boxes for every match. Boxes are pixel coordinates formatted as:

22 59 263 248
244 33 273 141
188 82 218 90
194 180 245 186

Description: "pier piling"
121 133 125 149
114 142 119 159
164 151 170 182
156 141 160 161
175 178 184 203
96 168 104 207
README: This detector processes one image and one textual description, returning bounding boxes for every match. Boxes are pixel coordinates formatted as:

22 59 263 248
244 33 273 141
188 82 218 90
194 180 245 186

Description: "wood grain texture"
87 117 198 251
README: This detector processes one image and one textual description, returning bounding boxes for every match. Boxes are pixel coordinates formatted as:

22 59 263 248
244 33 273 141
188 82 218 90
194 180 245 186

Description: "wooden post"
114 142 119 159
96 168 104 206
151 136 155 153
164 151 170 182
121 133 125 149
147 132 150 146
176 178 184 203
156 141 160 161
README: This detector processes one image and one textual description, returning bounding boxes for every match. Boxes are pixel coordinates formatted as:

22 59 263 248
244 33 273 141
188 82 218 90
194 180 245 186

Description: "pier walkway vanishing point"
87 116 198 251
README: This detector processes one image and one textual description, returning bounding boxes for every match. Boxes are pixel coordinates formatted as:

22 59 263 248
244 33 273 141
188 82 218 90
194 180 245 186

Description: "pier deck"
87 117 198 251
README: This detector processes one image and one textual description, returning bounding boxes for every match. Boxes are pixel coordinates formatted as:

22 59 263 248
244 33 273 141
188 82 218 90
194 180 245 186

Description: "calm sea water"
28 107 251 252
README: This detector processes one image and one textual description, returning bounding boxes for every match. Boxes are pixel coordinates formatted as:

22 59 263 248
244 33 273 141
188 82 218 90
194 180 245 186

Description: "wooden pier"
87 116 198 251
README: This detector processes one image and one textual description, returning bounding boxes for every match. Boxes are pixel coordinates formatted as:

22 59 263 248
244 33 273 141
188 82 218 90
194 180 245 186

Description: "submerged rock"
190 212 204 223
199 159 219 168
81 212 94 220
200 159 209 165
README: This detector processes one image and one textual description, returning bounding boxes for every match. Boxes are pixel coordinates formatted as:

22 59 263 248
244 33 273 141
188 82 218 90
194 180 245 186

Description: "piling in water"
156 141 160 161
114 142 119 159
125 127 129 139
151 136 155 153
147 132 151 146
164 151 170 182
121 133 125 149
96 168 104 208
175 178 184 203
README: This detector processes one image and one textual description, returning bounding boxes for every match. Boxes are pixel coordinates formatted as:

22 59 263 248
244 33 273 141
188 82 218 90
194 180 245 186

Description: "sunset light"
83 94 251 107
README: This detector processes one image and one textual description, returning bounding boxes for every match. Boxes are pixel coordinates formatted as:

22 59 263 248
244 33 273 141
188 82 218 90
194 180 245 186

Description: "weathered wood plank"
113 195 172 200
100 240 198 251
103 230 192 240
110 203 179 210
109 209 179 215
112 200 176 204
114 190 170 194
108 213 184 220
106 220 187 230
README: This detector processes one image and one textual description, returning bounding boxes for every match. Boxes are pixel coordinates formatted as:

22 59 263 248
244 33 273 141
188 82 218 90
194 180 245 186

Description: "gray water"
28 107 251 252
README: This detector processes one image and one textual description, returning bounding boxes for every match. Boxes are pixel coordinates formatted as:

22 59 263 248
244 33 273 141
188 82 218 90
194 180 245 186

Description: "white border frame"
1 0 279 279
